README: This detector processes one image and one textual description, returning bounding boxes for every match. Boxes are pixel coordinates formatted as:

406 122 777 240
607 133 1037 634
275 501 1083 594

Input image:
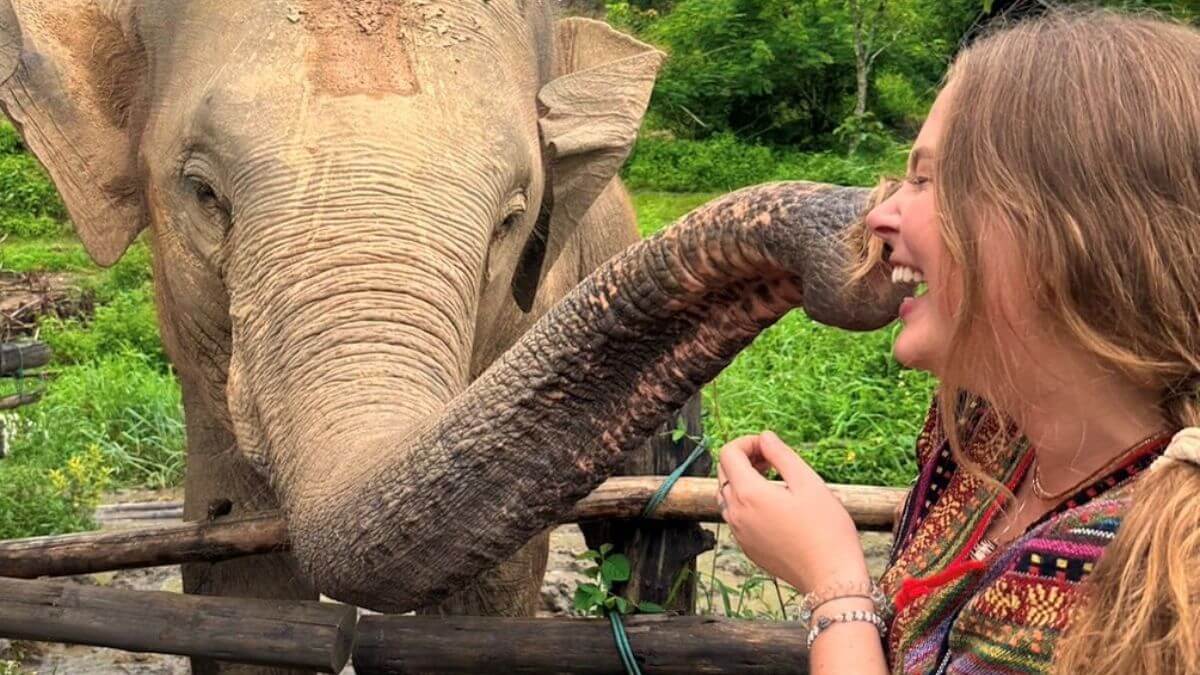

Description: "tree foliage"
608 0 1197 150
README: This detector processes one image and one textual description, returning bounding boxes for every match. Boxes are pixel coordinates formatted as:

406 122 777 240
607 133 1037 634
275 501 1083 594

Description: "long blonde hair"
854 7 1200 673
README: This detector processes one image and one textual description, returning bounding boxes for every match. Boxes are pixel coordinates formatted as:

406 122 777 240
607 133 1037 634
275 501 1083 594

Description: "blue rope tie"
609 436 710 675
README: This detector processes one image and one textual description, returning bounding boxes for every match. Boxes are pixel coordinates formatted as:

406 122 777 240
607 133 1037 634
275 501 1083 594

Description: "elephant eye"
493 193 529 242
186 175 231 227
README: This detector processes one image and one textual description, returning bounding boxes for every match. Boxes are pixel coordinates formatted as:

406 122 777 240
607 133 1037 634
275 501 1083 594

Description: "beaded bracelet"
797 579 888 626
805 609 888 650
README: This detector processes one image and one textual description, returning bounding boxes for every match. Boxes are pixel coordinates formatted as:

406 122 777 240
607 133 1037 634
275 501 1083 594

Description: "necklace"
974 430 1170 561
1030 429 1170 501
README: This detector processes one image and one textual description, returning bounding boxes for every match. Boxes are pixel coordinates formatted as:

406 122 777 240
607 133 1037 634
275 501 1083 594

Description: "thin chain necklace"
971 429 1170 561
1030 429 1170 501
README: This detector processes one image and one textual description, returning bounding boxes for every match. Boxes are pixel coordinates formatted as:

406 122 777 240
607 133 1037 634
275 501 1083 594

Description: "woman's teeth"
891 265 925 284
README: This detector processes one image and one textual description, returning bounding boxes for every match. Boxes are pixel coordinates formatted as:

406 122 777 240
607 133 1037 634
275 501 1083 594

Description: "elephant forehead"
299 0 421 98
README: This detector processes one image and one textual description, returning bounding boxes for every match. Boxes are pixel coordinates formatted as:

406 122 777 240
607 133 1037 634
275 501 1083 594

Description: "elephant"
0 0 905 672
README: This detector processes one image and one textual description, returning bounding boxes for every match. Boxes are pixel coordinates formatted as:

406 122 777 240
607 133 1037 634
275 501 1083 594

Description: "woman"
716 8 1200 674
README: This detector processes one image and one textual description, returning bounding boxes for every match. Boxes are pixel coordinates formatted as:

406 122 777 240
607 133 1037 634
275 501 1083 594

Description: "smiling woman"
716 7 1200 675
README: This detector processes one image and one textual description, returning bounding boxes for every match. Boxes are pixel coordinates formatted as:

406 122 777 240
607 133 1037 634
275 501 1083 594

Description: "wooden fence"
0 476 903 673
0 387 906 673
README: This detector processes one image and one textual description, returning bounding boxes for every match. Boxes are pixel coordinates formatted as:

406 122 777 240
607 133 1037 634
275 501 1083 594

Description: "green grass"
632 191 720 237
622 133 910 193
0 237 93 273
635 191 935 487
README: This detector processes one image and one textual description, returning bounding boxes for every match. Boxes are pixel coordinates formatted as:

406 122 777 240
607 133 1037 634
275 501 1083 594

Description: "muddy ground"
3 490 893 674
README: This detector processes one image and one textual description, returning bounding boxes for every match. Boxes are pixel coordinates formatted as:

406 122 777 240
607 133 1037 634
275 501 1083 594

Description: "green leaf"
672 417 688 442
665 567 693 608
599 543 614 556
637 601 665 614
602 554 631 583
982 0 994 13
614 596 631 614
718 579 734 617
574 587 598 613
575 550 601 561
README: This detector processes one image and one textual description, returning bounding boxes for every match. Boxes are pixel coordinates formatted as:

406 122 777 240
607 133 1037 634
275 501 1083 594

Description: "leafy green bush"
623 133 908 192
94 241 154 301
0 121 24 155
873 70 932 134
0 213 67 238
41 286 167 372
0 154 66 222
0 445 113 539
624 132 775 192
0 238 93 272
770 147 908 187
4 353 184 490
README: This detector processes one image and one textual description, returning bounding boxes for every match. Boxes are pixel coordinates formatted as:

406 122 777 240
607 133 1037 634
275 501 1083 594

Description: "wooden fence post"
580 395 713 613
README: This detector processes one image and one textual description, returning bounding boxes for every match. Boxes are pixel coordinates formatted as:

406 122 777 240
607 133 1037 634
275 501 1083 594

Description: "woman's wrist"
797 575 887 626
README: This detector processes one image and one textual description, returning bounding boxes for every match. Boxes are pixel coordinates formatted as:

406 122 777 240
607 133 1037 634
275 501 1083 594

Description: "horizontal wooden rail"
0 391 41 410
0 511 289 579
354 614 809 674
0 576 808 674
0 341 50 376
0 478 905 579
0 576 355 673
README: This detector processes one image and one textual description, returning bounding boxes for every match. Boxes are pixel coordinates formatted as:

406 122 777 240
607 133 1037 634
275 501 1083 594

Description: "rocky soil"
3 491 894 674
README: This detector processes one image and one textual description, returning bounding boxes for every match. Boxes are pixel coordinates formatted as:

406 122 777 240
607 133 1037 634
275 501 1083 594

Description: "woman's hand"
716 431 870 592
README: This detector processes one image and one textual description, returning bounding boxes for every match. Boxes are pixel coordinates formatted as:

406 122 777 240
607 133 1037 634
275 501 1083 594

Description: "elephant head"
0 0 905 612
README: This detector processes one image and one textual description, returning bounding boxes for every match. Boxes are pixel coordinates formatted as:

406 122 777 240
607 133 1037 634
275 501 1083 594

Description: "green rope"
609 436 711 675
641 438 710 518
609 612 643 675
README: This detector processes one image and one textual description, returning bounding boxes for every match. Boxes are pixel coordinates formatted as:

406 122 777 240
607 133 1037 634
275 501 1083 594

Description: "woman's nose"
865 197 901 243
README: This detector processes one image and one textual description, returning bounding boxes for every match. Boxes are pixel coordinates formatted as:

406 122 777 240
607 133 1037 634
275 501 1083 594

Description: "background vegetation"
0 0 1196 539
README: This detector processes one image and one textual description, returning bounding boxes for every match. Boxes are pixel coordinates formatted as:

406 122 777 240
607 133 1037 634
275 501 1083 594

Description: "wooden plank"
0 576 356 673
354 614 808 674
0 480 905 578
0 341 50 376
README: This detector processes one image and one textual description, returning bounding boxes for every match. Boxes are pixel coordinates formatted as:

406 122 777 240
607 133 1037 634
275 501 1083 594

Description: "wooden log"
0 576 356 673
0 480 905 578
354 614 807 674
0 391 41 410
575 478 903 531
0 511 289 578
581 396 713 613
0 341 51 376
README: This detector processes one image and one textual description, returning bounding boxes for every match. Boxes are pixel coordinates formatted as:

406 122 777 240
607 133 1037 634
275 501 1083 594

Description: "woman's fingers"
719 436 765 487
757 431 820 489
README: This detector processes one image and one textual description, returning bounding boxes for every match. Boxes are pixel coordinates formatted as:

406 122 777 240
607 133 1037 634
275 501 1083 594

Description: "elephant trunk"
277 182 904 611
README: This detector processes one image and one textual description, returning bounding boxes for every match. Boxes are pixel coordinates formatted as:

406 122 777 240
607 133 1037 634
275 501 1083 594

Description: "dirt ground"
3 491 894 674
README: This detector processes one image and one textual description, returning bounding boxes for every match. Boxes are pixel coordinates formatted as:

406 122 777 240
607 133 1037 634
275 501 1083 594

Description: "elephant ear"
514 18 663 309
0 0 148 266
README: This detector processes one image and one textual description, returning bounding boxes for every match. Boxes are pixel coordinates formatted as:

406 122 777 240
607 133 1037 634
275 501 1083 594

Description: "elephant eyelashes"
187 176 231 229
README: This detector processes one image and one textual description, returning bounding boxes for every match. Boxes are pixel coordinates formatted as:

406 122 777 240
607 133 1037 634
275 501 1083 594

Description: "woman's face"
865 87 958 374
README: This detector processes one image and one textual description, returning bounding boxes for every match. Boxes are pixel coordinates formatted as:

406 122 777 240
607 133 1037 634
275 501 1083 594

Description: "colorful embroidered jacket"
878 399 1168 674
